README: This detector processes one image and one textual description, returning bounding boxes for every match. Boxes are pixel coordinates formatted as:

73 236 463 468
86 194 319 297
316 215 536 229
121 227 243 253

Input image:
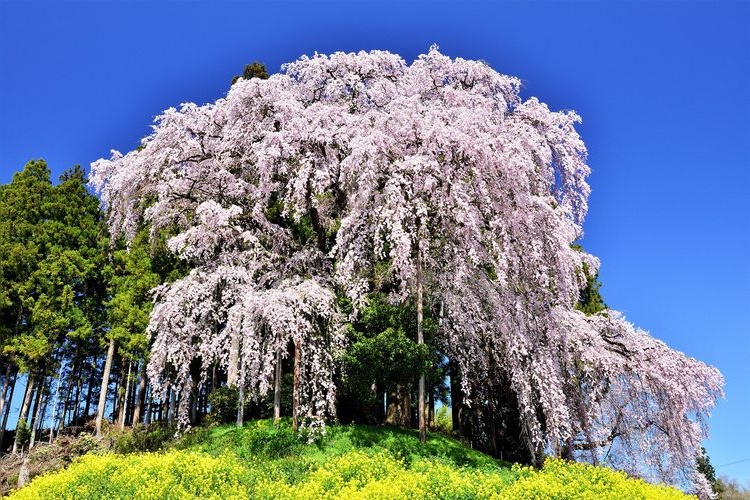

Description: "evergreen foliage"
231 61 269 85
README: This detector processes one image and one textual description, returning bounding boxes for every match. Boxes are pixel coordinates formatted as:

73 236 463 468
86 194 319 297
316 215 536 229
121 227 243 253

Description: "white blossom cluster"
91 47 722 496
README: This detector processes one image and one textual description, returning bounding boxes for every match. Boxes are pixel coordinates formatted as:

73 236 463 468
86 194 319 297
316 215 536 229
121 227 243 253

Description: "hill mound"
10 420 689 499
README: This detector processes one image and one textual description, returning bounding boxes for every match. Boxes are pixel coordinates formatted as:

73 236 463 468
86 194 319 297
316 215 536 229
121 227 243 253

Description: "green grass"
175 419 504 470
10 420 691 499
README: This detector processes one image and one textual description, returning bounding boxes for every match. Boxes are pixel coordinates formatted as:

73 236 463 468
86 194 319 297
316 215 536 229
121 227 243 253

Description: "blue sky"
1 0 748 484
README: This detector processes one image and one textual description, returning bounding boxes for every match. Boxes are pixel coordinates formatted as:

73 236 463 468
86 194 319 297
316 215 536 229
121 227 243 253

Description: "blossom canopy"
91 47 723 497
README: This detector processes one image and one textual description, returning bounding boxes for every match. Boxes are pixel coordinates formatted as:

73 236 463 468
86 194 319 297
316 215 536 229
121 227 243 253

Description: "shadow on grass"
174 419 510 472
343 424 508 469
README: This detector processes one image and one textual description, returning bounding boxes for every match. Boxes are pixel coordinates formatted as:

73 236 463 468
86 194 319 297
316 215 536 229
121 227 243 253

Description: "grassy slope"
10 420 690 499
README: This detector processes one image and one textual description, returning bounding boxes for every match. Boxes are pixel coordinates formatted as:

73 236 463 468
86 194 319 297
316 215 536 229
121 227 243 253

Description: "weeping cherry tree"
91 47 723 496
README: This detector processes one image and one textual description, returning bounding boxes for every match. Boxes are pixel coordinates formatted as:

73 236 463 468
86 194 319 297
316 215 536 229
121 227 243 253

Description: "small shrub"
112 424 177 454
66 433 101 457
14 420 31 451
433 405 453 434
206 386 239 425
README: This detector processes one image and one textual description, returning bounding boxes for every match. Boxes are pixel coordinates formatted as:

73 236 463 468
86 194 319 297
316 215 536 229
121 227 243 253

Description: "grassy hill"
9 420 690 499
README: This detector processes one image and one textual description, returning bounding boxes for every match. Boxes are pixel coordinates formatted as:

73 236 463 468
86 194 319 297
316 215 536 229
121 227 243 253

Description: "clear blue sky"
1 0 748 484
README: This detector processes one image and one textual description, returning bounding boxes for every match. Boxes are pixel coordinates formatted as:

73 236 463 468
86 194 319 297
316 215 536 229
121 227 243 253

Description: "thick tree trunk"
132 361 147 426
401 387 412 428
96 337 116 436
273 350 282 422
416 248 426 443
386 385 412 427
13 373 35 454
385 390 397 425
292 340 300 433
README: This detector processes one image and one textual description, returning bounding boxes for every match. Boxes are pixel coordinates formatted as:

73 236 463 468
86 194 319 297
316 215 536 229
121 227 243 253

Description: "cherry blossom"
92 47 722 495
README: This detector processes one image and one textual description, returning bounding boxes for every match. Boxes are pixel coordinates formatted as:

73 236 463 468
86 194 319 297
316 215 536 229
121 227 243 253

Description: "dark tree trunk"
59 358 78 432
144 385 152 425
292 340 300 433
202 381 209 417
157 389 165 423
385 385 412 428
416 248 426 443
449 359 463 436
190 378 198 425
83 356 98 420
132 361 147 426
0 369 17 449
0 364 14 447
71 371 82 426
0 364 12 431
166 387 175 424
402 387 412 428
